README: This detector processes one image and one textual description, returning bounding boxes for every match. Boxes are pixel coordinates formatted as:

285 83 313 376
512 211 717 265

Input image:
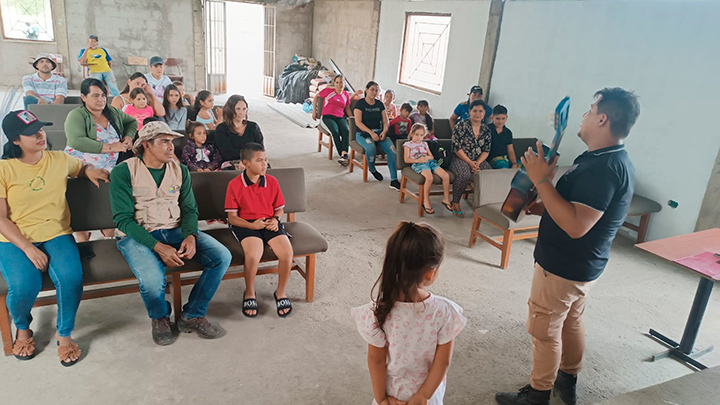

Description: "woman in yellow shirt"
0 110 108 366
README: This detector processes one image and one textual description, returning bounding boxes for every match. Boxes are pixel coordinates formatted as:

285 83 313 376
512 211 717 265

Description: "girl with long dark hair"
162 84 188 131
193 90 218 130
352 222 466 405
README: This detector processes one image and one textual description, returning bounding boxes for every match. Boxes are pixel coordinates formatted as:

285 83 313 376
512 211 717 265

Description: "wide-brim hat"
32 53 57 70
132 121 183 154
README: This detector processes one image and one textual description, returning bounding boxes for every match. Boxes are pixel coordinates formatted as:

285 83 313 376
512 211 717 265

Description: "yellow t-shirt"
82 47 112 73
0 151 83 243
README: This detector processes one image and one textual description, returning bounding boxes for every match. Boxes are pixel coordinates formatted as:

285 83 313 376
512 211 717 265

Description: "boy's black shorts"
231 220 291 244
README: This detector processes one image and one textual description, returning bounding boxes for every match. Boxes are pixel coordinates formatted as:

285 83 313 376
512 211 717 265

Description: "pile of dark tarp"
276 61 319 104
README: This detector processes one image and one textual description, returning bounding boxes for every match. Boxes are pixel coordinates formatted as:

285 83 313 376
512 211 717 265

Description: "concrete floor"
0 96 718 404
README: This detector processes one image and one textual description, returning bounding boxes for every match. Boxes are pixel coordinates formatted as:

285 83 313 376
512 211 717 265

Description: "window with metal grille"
399 13 451 95
0 0 54 41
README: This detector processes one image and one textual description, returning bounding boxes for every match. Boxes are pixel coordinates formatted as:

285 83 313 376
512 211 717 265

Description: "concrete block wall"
1 0 198 91
312 0 380 91
276 2 314 87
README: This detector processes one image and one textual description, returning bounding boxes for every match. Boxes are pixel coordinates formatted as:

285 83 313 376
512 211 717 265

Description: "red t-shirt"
389 116 412 139
224 172 285 220
318 87 350 118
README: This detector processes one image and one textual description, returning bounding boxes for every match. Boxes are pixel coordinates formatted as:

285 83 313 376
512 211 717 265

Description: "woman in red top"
312 75 361 167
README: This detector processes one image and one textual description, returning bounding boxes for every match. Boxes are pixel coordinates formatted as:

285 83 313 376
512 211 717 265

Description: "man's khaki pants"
527 263 597 391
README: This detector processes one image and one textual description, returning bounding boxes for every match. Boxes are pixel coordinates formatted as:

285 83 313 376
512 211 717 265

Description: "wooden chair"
396 139 471 216
468 166 569 269
165 58 184 83
623 194 662 243
315 98 334 160
348 117 389 182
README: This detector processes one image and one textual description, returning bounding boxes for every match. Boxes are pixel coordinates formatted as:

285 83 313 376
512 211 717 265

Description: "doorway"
226 2 264 98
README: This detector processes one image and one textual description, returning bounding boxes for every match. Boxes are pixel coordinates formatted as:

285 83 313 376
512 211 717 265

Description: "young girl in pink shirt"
122 88 154 130
352 222 466 405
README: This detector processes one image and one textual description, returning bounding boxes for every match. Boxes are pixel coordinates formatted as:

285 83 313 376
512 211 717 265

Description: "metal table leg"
647 277 715 371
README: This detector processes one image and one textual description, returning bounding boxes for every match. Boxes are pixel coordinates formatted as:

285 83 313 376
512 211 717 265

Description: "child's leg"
421 170 434 208
266 235 293 315
240 237 264 312
435 167 451 203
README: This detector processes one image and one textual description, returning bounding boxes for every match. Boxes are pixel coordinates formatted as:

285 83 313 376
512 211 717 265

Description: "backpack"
427 140 452 169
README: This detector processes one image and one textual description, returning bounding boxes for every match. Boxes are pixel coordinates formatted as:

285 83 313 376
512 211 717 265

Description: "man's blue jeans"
355 132 397 180
90 71 120 96
0 234 83 337
23 96 39 110
117 228 231 320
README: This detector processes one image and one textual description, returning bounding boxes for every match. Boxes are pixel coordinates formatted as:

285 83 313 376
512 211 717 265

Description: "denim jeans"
23 95 39 110
0 234 83 337
355 132 397 180
90 71 120 96
117 228 231 320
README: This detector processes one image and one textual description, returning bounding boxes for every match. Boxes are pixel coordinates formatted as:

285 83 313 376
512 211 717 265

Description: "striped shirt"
22 73 68 103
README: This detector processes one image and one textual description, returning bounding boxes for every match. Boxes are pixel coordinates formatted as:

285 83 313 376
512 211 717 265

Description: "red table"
636 228 720 371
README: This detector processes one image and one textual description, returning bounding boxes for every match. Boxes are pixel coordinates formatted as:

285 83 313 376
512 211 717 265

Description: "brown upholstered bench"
623 194 662 243
0 168 328 356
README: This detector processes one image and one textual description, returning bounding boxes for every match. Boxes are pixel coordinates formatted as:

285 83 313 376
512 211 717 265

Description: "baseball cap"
89 35 98 40
32 53 57 70
149 56 164 66
2 110 53 141
469 85 483 95
132 121 183 154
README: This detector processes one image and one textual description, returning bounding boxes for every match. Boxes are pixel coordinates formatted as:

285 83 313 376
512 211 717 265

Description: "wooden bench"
0 168 328 356
623 194 662 243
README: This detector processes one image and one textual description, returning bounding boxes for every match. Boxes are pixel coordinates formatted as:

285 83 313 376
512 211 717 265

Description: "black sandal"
423 205 435 215
274 291 293 318
442 201 453 212
242 291 259 318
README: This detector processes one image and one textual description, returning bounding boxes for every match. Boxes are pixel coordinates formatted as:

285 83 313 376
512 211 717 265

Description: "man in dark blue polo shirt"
496 88 639 405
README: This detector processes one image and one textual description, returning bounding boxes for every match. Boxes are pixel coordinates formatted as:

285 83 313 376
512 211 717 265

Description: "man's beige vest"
125 157 183 232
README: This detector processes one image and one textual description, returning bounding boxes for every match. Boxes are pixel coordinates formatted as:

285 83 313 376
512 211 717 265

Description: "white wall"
374 0 491 117
490 0 720 241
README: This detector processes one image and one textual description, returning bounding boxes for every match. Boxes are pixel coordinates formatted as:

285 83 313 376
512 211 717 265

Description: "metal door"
263 6 276 97
206 1 227 94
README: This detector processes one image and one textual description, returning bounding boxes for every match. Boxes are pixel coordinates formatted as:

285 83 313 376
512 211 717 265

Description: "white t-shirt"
351 294 467 404
144 73 172 100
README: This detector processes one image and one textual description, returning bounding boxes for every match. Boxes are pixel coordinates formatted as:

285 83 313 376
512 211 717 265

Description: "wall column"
478 0 504 100
192 0 206 91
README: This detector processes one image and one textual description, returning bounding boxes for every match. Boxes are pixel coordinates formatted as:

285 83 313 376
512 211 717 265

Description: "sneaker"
151 317 176 346
495 384 550 405
553 370 577 405
389 180 401 191
338 154 350 167
177 316 225 339
371 171 383 181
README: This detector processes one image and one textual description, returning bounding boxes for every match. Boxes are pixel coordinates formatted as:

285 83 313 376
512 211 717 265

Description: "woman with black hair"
64 78 138 240
110 72 165 117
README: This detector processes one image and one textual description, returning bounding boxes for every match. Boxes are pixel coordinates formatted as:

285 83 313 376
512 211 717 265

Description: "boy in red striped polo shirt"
225 143 294 318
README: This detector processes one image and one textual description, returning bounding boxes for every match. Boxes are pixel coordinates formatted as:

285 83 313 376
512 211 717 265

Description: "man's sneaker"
389 180 401 191
371 171 383 181
177 316 225 339
151 317 176 346
553 370 577 405
338 155 350 167
496 384 550 405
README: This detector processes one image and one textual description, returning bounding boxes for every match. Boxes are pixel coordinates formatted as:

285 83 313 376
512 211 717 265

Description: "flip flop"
442 202 453 212
57 340 81 367
274 291 293 318
13 330 35 361
423 206 435 215
452 209 464 218
242 291 259 318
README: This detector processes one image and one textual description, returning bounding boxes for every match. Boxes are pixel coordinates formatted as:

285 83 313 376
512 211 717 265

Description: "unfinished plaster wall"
312 0 379 90
275 2 314 92
696 148 720 231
